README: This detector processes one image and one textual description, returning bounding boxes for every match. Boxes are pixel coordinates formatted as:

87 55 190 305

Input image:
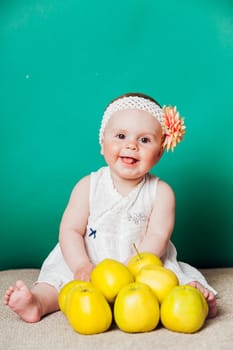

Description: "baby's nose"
126 141 137 150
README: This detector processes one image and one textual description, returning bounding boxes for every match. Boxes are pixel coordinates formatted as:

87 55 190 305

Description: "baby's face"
101 109 163 181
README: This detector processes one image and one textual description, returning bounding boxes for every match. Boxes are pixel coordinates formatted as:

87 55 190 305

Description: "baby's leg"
4 280 59 323
188 281 217 318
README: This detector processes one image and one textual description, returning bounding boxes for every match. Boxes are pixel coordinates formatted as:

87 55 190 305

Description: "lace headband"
99 96 185 151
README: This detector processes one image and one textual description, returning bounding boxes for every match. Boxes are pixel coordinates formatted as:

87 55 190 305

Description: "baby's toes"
4 288 13 304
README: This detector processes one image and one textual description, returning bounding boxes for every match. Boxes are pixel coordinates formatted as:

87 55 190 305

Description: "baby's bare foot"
188 281 217 318
4 280 42 323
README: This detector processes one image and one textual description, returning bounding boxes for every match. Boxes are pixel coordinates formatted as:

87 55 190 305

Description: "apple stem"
133 243 142 259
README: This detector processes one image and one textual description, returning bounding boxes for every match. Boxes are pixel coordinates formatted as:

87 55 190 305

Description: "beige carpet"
0 268 233 350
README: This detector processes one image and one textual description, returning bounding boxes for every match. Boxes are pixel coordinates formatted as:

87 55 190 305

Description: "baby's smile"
120 156 138 165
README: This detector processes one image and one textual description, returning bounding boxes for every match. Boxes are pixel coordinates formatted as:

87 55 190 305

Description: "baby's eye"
140 137 150 143
116 133 125 140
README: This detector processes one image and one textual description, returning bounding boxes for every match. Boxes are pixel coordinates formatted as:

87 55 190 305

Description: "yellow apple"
58 280 92 313
65 283 112 335
128 251 163 276
160 285 209 333
114 282 160 333
90 258 134 303
135 265 179 303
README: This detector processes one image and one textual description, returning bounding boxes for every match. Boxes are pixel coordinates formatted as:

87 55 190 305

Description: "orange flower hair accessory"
162 106 186 152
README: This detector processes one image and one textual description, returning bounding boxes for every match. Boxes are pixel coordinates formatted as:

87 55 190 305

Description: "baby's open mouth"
120 156 138 164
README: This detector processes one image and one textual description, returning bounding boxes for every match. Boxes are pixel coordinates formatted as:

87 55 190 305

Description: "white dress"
37 167 217 294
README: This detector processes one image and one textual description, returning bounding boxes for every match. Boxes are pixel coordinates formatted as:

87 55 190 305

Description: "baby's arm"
59 175 94 281
136 180 175 258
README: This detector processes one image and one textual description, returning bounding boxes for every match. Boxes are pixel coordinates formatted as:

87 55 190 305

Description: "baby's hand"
74 262 95 282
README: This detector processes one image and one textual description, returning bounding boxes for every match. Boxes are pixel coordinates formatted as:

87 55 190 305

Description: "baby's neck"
110 173 145 196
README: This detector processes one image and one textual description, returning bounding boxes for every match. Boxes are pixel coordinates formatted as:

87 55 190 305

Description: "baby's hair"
108 92 162 109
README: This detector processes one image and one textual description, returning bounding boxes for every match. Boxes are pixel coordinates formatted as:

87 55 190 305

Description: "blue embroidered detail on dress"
88 228 97 239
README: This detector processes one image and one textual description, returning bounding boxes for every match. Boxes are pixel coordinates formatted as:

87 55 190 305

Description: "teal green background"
1 0 232 270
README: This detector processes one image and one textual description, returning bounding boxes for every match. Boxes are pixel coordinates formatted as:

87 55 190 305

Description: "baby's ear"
158 144 164 159
158 136 165 158
100 142 104 155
